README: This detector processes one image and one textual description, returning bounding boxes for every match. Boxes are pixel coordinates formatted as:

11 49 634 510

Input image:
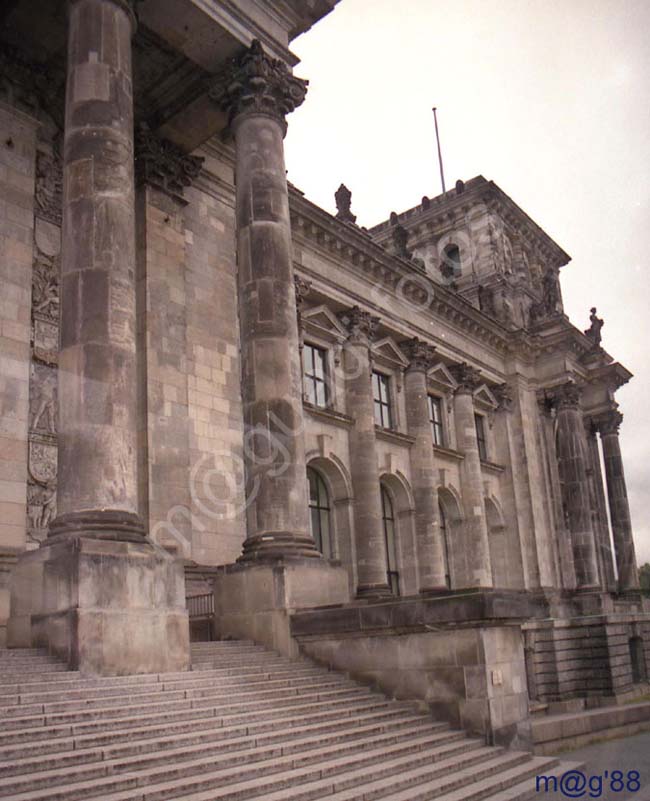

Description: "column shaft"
552 384 599 589
401 340 447 591
585 425 616 590
450 365 492 588
599 412 639 591
340 308 390 596
53 0 143 540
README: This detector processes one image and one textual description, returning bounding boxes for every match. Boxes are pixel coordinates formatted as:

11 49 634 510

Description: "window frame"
372 370 393 430
307 466 332 557
303 342 329 409
428 394 445 447
475 413 488 461
380 484 400 596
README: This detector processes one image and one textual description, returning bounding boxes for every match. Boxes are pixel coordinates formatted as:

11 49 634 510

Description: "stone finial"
334 184 357 224
209 39 308 130
493 382 514 412
337 305 379 345
450 362 482 394
400 337 436 372
135 125 204 203
392 224 411 259
584 307 604 347
597 408 623 437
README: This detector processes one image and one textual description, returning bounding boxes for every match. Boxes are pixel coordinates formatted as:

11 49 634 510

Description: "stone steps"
0 642 576 801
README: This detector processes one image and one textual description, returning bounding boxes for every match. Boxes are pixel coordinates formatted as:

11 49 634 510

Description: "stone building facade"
1 0 648 744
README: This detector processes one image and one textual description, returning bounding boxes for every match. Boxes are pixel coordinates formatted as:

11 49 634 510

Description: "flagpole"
432 107 446 193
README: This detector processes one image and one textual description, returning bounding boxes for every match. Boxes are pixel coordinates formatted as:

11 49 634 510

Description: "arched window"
442 244 462 279
439 501 451 588
381 485 400 595
307 467 332 557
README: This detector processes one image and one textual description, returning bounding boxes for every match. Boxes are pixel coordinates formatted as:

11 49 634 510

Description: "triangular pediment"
372 337 410 368
427 362 458 391
302 305 347 340
473 383 498 409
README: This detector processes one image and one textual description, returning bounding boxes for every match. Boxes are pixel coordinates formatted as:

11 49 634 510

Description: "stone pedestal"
598 411 640 592
339 307 391 597
450 364 492 588
212 560 350 657
401 339 447 592
8 536 188 674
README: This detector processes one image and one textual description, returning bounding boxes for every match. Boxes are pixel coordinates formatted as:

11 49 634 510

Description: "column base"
214 559 351 656
238 531 322 562
48 510 147 543
7 535 189 675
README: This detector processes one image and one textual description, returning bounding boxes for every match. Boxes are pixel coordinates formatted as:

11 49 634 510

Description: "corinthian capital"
209 39 308 130
450 362 482 395
400 337 436 372
546 380 583 411
338 305 379 345
596 409 623 436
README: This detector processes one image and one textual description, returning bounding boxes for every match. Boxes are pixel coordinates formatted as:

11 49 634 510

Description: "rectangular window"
373 371 393 429
428 395 444 446
475 414 488 461
303 344 328 408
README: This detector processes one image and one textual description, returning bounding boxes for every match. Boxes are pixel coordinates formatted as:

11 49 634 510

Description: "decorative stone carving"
399 337 436 372
493 382 514 412
596 409 623 437
338 305 379 345
294 276 311 337
32 251 60 322
450 362 482 394
391 223 411 259
35 150 63 226
135 125 204 203
29 363 57 435
545 380 582 411
584 307 604 347
529 268 562 324
26 437 57 547
335 184 357 224
209 39 308 130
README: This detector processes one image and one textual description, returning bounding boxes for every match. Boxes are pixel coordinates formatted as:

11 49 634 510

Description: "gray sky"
285 0 650 566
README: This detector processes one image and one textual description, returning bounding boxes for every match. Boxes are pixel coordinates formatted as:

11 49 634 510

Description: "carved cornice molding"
399 337 437 373
208 39 308 131
450 362 482 395
337 305 379 346
135 126 203 203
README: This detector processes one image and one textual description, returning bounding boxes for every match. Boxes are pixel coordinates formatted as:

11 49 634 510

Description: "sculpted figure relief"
30 364 57 434
32 252 60 321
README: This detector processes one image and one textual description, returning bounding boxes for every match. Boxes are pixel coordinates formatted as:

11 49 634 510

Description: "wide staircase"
0 642 579 801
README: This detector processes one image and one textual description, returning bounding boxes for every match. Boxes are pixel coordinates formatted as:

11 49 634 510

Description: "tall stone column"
8 0 189 674
400 338 447 592
53 0 141 539
597 410 639 591
584 419 616 590
210 41 318 561
551 382 600 589
450 363 492 587
339 306 391 597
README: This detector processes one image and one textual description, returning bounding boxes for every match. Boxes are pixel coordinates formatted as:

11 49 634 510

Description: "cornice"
288 187 509 354
375 426 416 447
304 403 353 429
368 176 570 269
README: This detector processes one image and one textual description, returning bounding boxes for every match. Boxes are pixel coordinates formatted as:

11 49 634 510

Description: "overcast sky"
284 0 650 566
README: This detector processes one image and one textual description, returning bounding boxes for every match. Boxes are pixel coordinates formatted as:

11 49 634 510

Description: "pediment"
302 305 347 340
372 337 410 368
473 383 498 409
427 362 458 392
